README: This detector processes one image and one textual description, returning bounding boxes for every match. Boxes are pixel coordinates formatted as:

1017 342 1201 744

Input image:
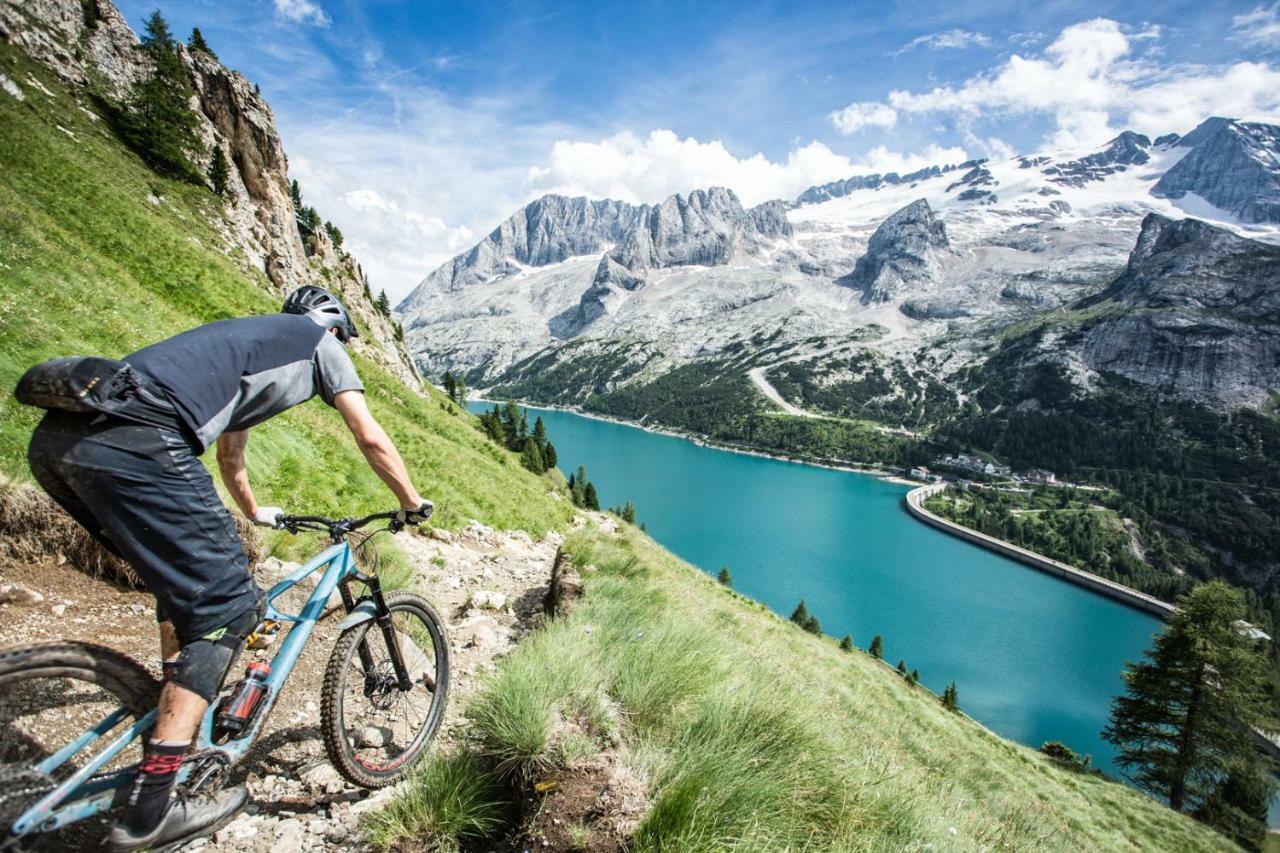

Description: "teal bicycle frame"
10 528 392 838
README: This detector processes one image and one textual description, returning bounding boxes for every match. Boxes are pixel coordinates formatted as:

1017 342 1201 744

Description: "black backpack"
14 356 137 413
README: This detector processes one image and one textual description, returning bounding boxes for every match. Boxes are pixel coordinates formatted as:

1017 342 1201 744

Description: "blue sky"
118 0 1280 300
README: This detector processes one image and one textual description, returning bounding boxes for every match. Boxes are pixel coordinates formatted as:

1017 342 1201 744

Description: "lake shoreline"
468 397 916 486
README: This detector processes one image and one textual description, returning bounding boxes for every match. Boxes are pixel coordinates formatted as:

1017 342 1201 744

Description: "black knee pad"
168 607 262 702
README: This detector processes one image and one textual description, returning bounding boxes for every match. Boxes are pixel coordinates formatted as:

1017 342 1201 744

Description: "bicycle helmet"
282 285 358 343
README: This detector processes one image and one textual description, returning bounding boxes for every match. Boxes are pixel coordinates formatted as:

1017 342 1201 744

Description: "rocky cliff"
401 195 645 306
1074 214 1280 406
839 199 951 304
0 0 420 387
564 187 792 333
1151 117 1280 224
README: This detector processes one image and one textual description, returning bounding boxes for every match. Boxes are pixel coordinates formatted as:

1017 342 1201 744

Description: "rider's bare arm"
216 430 259 518
334 390 425 510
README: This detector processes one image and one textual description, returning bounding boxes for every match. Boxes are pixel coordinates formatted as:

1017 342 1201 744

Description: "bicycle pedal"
245 619 280 650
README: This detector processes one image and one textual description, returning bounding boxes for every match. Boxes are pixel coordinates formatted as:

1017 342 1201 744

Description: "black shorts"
28 411 260 644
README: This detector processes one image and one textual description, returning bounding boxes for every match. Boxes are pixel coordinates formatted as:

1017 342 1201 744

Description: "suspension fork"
346 573 412 692
339 581 378 683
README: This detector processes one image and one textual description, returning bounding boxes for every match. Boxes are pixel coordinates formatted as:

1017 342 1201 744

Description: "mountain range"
398 117 1280 411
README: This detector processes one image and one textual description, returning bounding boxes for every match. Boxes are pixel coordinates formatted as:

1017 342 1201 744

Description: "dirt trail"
746 341 868 418
0 518 567 852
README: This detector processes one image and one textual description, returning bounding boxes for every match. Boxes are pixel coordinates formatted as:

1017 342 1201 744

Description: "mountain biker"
24 286 433 851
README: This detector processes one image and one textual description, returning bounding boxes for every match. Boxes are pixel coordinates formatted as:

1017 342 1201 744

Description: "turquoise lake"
475 403 1164 780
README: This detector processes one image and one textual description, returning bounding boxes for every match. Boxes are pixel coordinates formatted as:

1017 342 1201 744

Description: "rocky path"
0 519 566 852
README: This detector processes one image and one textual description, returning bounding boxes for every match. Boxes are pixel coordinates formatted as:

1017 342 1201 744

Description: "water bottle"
216 661 271 736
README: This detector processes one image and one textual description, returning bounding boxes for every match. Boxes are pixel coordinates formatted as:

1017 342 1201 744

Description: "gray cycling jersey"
125 313 364 452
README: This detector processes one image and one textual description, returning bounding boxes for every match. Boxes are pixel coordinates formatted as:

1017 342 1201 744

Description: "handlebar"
274 507 426 540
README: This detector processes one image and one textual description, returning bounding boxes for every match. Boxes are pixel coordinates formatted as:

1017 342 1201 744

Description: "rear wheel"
320 592 449 788
0 642 159 850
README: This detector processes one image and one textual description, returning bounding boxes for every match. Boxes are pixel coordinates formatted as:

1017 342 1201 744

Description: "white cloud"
278 83 568 302
897 29 991 54
273 0 331 27
829 101 898 134
527 131 865 207
831 18 1280 150
1232 3 1280 48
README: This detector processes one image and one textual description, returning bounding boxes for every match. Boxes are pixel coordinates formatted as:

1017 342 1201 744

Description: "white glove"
253 506 284 528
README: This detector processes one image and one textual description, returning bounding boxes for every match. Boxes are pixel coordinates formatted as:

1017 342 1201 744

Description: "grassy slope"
0 44 572 544
374 523 1231 852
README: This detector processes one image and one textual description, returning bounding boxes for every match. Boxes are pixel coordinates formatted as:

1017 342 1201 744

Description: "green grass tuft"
361 751 510 852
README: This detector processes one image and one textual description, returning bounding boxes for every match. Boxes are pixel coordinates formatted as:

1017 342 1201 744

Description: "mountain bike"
0 509 450 850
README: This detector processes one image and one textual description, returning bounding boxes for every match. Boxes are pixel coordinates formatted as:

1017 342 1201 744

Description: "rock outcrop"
1151 117 1280 224
840 199 951 303
0 0 420 386
794 160 979 205
1075 214 1280 406
1044 131 1151 187
402 195 644 305
559 188 791 332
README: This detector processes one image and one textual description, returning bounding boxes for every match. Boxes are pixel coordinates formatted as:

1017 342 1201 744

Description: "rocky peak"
614 187 748 271
1096 213 1280 312
794 161 973 206
560 188 793 334
1043 131 1151 187
402 194 644 305
840 199 951 303
1151 117 1280 224
1074 214 1280 407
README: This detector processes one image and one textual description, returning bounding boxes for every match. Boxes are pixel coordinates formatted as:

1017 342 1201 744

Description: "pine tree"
120 11 202 180
789 600 820 634
375 290 391 317
520 439 545 474
324 220 343 249
942 681 959 711
289 179 303 212
869 635 884 659
443 371 457 403
583 482 600 511
207 146 229 196
908 669 920 687
896 659 907 676
572 466 587 506
543 442 557 471
502 402 522 450
717 566 732 587
533 416 547 445
518 411 528 440
1104 582 1274 822
188 26 216 58
839 635 853 652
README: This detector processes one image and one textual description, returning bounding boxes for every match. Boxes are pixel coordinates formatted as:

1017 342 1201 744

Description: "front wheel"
320 592 449 788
